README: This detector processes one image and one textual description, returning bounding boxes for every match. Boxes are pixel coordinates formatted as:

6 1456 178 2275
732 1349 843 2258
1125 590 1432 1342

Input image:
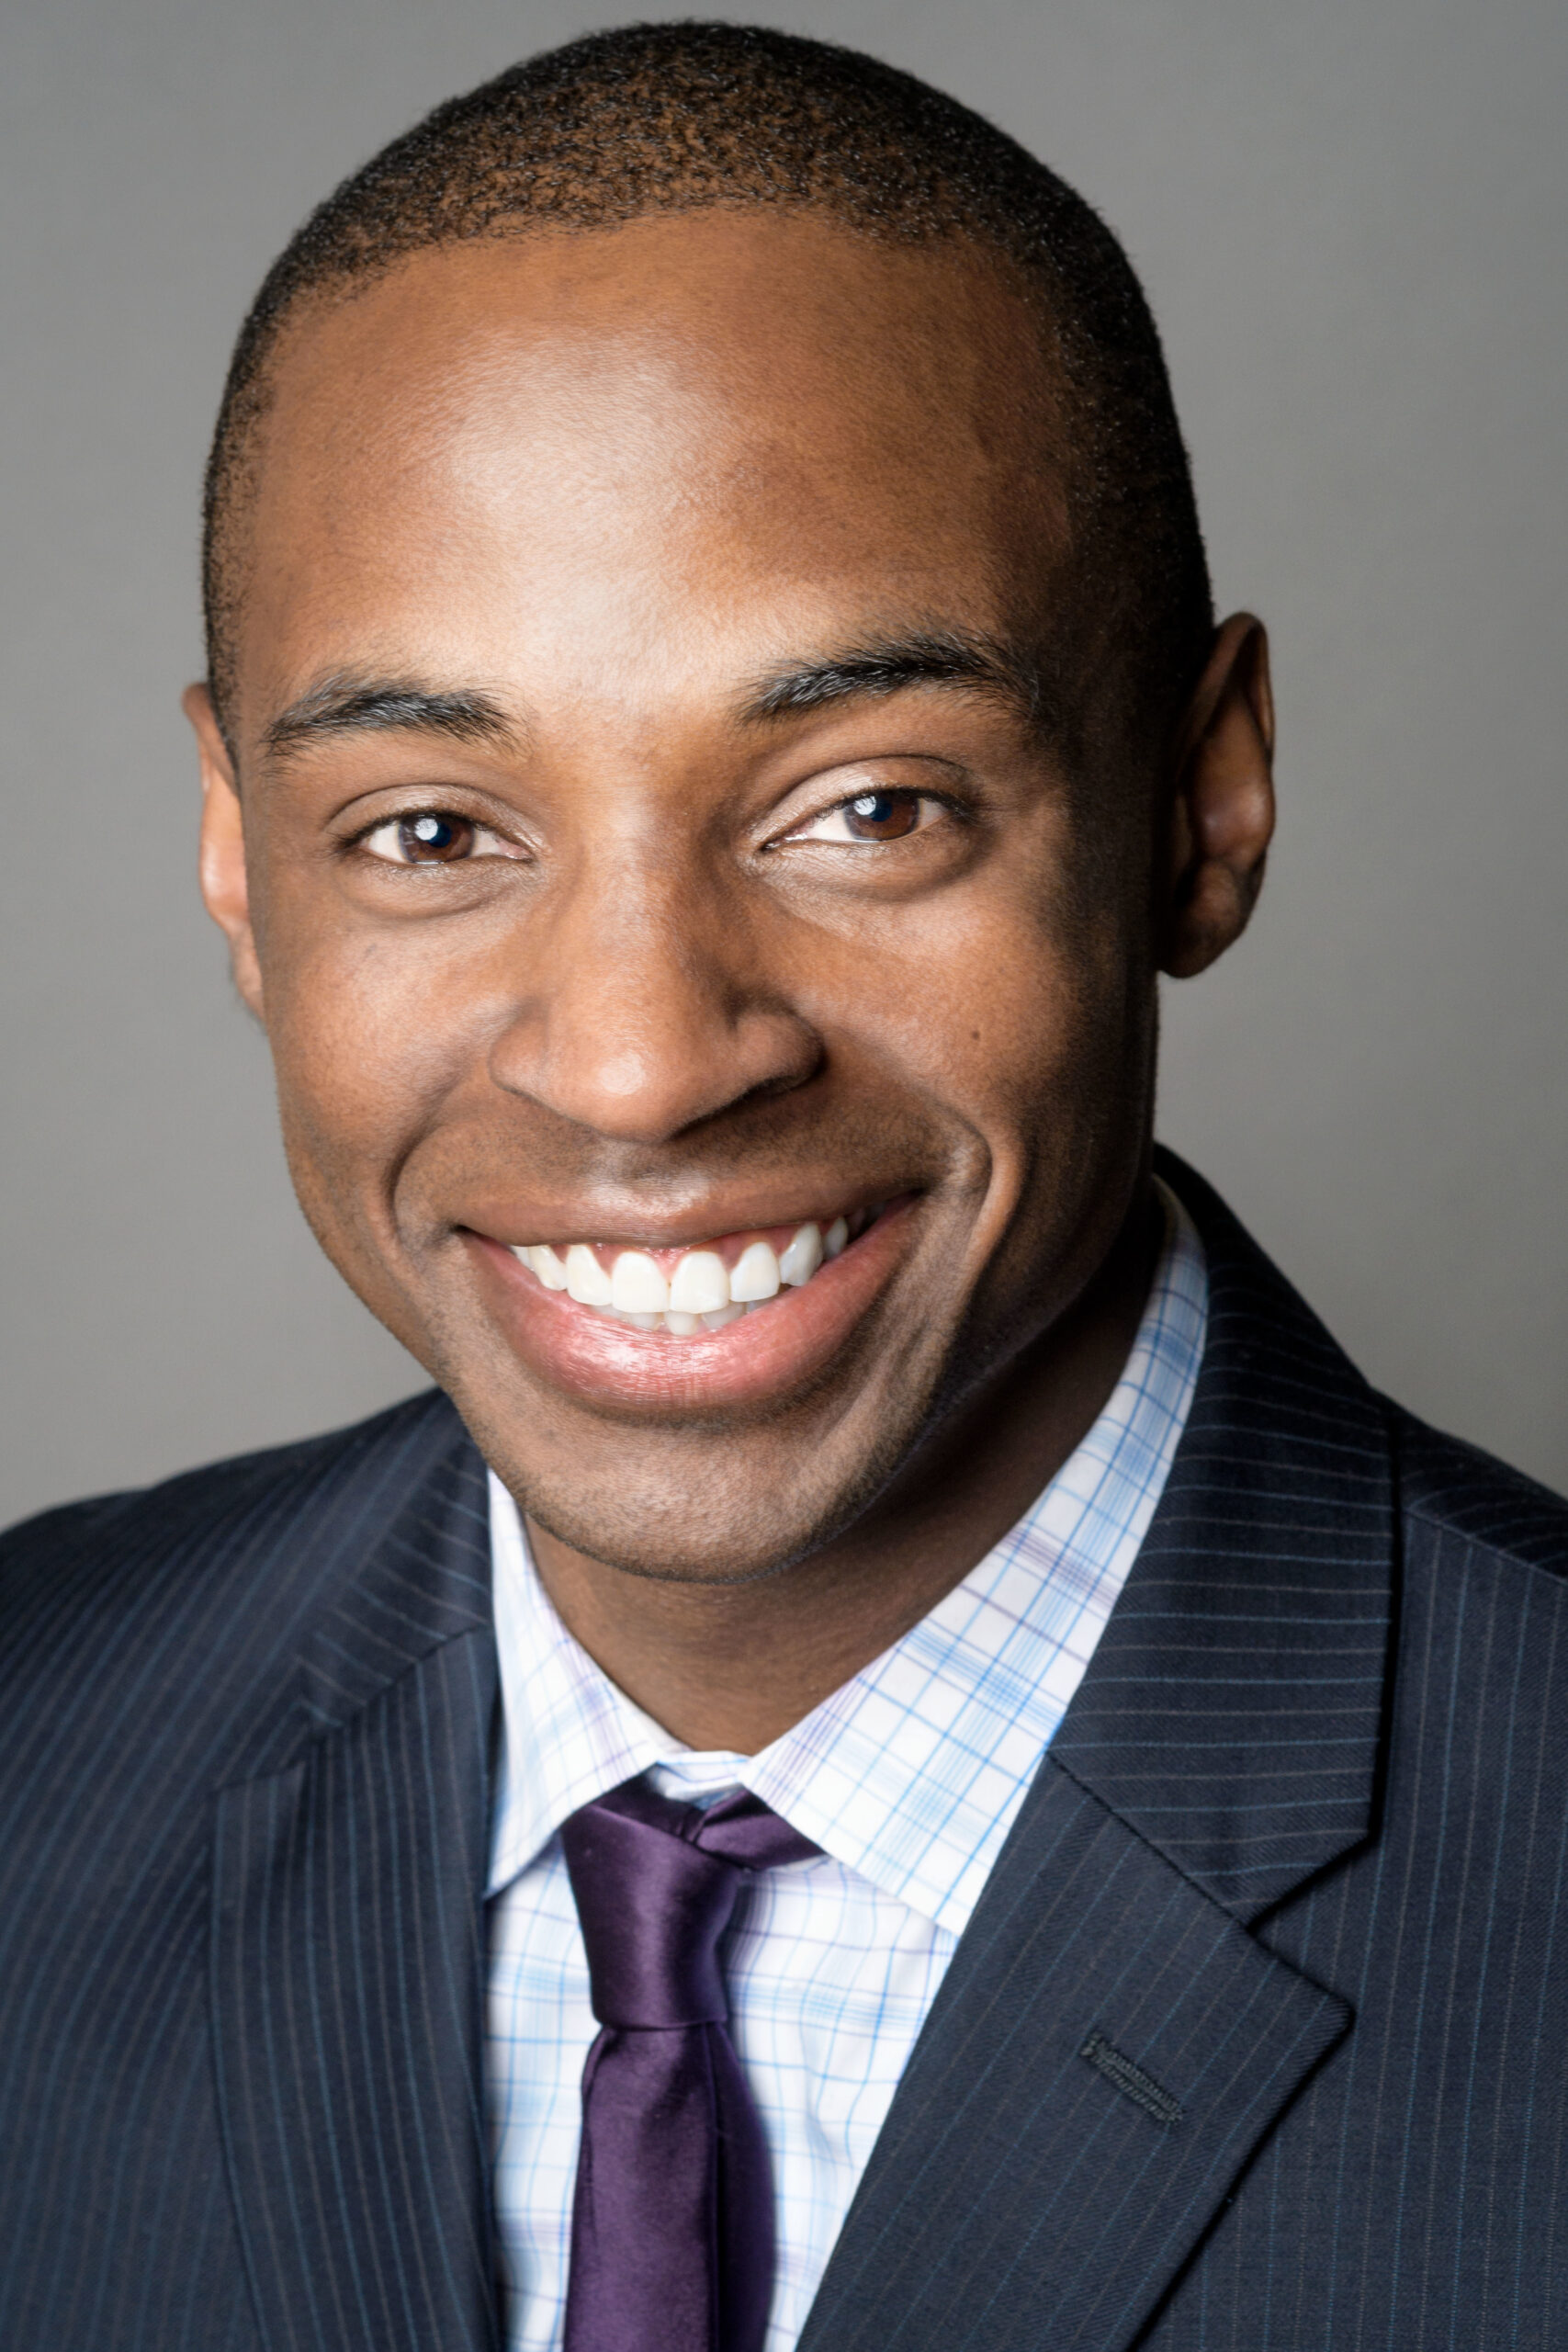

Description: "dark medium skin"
189 211 1274 1751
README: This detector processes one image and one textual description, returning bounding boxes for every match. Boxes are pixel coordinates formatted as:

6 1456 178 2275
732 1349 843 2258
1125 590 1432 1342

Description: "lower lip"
467 1205 915 1415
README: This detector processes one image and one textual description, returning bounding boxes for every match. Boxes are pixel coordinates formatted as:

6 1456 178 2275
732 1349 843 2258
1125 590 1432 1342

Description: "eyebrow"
259 629 1052 760
262 673 515 759
739 629 1051 728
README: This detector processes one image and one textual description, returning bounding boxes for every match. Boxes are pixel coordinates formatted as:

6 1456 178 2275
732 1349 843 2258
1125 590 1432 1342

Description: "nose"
487 852 820 1146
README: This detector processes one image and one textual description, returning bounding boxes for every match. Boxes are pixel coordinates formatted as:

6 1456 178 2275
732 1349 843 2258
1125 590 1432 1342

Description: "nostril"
496 1017 822 1146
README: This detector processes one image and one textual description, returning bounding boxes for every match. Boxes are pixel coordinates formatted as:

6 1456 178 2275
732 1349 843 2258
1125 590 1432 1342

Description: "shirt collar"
487 1180 1207 1936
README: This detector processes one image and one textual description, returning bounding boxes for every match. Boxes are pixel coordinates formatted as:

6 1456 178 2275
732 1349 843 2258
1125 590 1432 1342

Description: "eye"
361 811 485 865
788 788 935 845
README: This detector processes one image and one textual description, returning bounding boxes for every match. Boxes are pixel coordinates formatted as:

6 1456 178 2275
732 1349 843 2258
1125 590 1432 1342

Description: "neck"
525 1185 1161 1753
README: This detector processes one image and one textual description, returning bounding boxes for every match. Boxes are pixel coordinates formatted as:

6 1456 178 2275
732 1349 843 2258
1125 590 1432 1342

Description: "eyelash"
349 783 964 869
778 786 956 848
352 810 517 867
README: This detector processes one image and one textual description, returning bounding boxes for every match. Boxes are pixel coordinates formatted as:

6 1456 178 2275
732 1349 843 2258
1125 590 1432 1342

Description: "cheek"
831 862 1132 1137
912 876 1153 1272
256 883 497 1223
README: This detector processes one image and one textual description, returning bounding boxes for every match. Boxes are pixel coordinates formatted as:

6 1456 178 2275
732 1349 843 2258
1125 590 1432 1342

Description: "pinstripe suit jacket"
3 1153 1567 2350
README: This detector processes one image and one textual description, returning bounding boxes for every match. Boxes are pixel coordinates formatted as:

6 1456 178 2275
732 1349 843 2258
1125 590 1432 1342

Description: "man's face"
202 212 1166 1583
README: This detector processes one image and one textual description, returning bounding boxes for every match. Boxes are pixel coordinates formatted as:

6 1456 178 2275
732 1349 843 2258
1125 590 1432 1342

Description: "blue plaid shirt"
486 1181 1208 2349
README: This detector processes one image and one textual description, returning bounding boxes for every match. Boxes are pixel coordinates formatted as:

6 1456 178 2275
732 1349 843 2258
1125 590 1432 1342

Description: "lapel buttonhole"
1080 2030 1184 2128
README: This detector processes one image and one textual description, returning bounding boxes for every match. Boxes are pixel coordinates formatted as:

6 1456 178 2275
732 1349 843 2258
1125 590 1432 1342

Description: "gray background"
4 0 1564 1528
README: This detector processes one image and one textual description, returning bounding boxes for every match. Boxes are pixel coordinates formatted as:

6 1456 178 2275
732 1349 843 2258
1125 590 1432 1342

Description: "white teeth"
610 1250 670 1313
778 1222 823 1286
565 1243 614 1306
729 1239 781 1301
668 1249 730 1313
522 1208 872 1324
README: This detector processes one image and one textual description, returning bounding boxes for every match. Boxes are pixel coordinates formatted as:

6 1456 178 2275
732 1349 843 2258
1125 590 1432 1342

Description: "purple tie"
559 1775 820 2352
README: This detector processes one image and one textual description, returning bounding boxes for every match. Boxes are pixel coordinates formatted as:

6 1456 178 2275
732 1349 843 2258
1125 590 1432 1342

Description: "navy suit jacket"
4 1154 1567 2349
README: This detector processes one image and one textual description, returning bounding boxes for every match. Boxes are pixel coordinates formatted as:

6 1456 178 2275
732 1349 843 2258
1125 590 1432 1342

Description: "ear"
1160 613 1276 980
185 682 265 1020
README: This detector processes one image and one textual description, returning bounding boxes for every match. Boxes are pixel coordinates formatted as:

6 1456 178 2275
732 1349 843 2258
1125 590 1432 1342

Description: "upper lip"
465 1190 911 1250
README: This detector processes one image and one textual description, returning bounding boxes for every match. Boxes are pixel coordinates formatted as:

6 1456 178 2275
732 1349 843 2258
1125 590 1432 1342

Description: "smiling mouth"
511 1205 888 1337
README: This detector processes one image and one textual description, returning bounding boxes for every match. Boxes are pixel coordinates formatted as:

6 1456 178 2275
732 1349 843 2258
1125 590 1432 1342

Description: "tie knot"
561 1778 818 2030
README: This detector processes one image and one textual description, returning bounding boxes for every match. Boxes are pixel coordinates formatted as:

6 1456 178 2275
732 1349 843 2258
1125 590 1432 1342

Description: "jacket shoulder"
1392 1400 1568 1579
0 1386 462 1642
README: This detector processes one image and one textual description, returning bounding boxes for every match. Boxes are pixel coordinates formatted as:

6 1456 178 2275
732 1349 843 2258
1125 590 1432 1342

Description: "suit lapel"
1051 1152 1394 1922
801 1153 1393 2352
210 1428 501 2352
797 1760 1348 2352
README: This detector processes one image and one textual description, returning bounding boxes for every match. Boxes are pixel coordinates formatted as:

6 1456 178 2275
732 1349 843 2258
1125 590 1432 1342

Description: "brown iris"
841 789 921 842
398 812 476 863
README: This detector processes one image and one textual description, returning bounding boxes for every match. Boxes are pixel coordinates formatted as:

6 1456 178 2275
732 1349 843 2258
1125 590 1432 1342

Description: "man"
2 20 1563 2349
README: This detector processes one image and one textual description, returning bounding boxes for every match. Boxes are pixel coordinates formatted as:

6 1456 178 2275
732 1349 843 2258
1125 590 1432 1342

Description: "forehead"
236 212 1070 729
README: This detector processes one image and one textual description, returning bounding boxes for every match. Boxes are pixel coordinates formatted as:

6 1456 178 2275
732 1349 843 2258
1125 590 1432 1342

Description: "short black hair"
203 19 1212 761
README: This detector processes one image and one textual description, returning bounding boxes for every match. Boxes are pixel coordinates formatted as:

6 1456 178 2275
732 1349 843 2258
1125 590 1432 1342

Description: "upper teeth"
513 1214 855 1334
668 1250 728 1313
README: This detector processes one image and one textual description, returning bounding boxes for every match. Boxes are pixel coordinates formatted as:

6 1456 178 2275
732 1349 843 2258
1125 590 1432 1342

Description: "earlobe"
1160 614 1277 981
185 681 265 1019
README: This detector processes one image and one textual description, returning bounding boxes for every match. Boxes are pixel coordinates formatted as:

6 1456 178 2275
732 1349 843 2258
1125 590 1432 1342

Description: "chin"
464 1367 930 1589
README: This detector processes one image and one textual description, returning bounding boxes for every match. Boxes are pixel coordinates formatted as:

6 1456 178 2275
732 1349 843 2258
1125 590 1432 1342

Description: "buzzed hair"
202 19 1213 761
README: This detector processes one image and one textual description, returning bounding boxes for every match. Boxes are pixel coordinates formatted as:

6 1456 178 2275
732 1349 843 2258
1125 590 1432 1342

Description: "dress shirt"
485 1180 1208 2350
